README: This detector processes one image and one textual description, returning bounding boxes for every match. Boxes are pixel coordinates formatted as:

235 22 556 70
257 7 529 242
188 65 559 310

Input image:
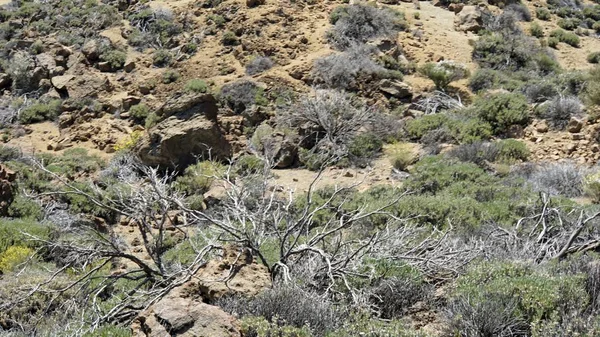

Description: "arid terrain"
3 0 600 336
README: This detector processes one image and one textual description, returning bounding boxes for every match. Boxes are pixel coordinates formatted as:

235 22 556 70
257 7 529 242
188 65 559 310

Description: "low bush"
505 3 532 22
348 132 383 166
100 49 126 70
312 45 386 90
0 219 50 254
418 61 470 91
550 29 580 47
588 52 600 64
18 99 62 124
221 30 239 46
220 80 267 113
473 92 530 135
239 316 311 337
129 104 149 124
162 69 180 83
405 113 493 144
386 142 418 171
152 49 172 67
7 194 43 220
448 141 500 166
246 56 274 75
584 172 600 202
526 161 586 197
327 3 405 50
529 22 544 37
541 96 582 129
547 36 559 48
447 261 588 336
184 79 208 93
557 18 580 31
496 139 529 163
472 31 545 72
218 286 346 336
522 79 560 103
536 7 551 20
175 161 225 195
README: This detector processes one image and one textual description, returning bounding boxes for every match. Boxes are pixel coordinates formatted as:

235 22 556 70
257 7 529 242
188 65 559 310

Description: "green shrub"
536 7 551 20
405 114 492 144
348 133 383 166
184 79 208 93
7 194 43 220
145 112 160 129
450 261 588 329
329 5 349 24
18 99 62 124
557 18 580 30
0 219 50 254
418 61 470 91
221 30 239 46
175 161 225 195
129 103 149 123
547 36 559 48
162 69 180 83
588 52 600 64
594 21 600 33
329 316 429 337
234 154 265 176
474 92 530 134
529 22 544 38
496 139 529 163
152 49 172 67
550 29 580 47
100 49 126 70
386 142 418 171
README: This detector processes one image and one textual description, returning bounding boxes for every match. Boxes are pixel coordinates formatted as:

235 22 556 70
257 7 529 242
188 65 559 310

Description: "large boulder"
50 73 112 98
136 94 231 169
454 6 484 33
0 164 16 216
132 292 240 337
378 79 413 100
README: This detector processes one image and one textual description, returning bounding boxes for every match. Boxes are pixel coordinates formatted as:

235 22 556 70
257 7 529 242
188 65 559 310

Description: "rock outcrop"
0 165 16 216
135 94 231 169
454 6 484 32
132 292 240 337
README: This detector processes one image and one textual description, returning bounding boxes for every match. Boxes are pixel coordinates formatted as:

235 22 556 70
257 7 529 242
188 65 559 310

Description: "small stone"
567 117 584 133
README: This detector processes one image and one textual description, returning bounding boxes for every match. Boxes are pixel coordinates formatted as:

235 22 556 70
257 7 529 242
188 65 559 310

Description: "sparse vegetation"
419 61 470 91
246 56 274 75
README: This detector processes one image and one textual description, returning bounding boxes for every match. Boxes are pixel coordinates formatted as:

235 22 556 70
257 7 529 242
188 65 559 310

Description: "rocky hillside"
3 0 600 336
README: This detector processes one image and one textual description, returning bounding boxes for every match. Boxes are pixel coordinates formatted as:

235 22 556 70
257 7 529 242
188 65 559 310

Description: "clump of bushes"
496 138 529 163
152 49 172 67
418 61 470 91
405 113 493 145
221 30 239 46
588 52 600 64
218 286 346 336
185 79 208 93
312 45 387 90
99 49 126 71
219 80 267 113
386 142 418 171
550 29 580 47
175 161 224 195
526 161 586 197
327 3 406 50
245 56 274 75
473 92 530 135
529 22 544 38
162 69 180 83
536 7 551 20
129 103 150 124
446 261 588 336
18 99 62 124
540 96 582 129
